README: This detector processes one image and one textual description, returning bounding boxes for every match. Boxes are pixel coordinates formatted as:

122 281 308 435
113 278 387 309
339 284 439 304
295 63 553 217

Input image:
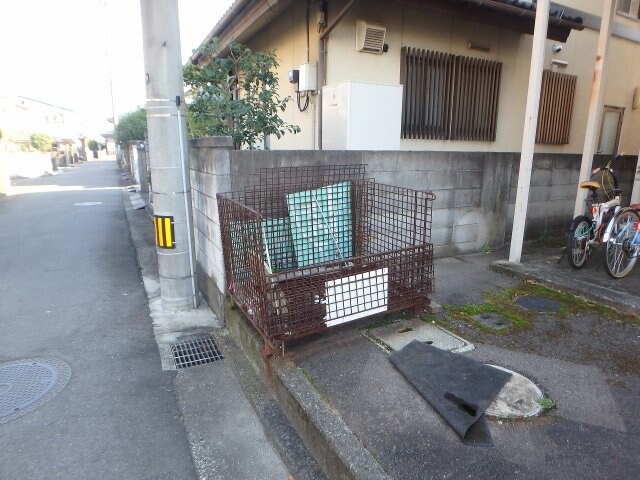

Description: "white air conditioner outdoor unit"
356 19 386 54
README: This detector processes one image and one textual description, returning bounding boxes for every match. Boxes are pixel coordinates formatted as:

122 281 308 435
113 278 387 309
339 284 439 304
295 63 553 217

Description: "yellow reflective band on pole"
154 215 175 249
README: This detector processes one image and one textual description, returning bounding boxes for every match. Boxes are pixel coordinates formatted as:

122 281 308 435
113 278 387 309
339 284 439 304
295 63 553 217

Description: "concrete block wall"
228 149 512 257
188 136 638 320
505 154 638 242
188 137 233 321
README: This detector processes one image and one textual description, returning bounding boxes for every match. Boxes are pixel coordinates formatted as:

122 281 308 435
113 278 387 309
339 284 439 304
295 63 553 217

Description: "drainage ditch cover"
169 334 224 369
0 358 72 424
485 365 543 418
368 318 474 353
515 295 561 313
74 202 102 206
474 312 513 330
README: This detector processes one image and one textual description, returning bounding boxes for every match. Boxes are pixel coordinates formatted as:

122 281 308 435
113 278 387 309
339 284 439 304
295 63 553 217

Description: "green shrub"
184 39 300 148
30 133 52 152
115 108 147 146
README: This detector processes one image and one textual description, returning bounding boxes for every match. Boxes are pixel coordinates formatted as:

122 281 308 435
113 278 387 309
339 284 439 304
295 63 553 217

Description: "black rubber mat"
389 340 511 446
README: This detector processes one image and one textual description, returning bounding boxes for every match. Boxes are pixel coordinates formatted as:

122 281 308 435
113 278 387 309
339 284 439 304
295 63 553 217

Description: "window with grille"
535 69 577 145
617 0 640 19
400 47 502 141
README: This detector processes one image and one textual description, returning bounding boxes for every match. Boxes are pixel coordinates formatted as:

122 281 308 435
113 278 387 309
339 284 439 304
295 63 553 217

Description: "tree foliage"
30 133 52 152
115 108 147 146
183 39 300 149
87 140 100 152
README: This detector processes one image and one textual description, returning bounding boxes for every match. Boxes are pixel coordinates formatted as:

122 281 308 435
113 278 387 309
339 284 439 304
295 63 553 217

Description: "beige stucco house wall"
235 0 640 155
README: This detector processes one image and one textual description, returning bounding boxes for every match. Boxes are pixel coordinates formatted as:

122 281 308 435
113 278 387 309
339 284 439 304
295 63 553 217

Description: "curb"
490 260 640 317
225 304 391 480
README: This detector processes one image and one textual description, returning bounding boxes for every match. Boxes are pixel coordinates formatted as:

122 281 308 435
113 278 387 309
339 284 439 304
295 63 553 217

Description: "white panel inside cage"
324 268 388 327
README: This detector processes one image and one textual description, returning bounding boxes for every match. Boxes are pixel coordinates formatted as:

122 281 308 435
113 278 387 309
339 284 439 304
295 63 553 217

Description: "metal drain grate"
169 334 223 369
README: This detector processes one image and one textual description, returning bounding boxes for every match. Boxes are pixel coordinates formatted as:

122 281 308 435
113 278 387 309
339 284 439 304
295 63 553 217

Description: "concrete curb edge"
490 260 640 317
225 303 391 480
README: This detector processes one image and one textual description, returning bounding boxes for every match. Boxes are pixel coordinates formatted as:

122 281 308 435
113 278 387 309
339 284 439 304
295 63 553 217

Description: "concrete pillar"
140 0 198 311
631 152 640 204
509 0 549 264
0 144 10 196
573 0 616 217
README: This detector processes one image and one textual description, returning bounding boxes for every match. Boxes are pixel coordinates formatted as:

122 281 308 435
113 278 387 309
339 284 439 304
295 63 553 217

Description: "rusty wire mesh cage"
217 165 435 348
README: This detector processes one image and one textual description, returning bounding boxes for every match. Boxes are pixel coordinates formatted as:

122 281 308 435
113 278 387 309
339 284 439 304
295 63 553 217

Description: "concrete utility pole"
573 0 616 217
140 0 198 311
632 152 640 204
509 0 550 264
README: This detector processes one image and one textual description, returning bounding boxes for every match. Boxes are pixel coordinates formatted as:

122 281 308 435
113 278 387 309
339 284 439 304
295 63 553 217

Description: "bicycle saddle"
579 180 600 190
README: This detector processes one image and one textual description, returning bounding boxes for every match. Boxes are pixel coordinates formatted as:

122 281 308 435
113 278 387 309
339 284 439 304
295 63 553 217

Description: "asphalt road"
0 161 198 479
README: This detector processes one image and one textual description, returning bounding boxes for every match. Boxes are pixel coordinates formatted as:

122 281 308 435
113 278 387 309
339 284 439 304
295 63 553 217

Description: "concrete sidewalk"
224 246 639 480
123 179 324 480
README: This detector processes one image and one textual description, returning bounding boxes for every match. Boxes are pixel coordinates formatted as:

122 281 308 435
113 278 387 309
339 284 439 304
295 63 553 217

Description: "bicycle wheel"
604 209 640 279
567 216 592 269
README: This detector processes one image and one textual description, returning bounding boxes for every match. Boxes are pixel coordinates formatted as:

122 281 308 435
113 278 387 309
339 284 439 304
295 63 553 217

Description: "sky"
0 0 233 135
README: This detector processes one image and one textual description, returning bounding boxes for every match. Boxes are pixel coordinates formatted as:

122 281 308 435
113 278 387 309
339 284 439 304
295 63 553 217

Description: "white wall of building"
245 0 640 154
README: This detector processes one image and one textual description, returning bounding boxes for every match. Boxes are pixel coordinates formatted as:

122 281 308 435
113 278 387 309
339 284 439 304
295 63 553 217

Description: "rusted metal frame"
220 168 435 347
218 194 274 350
266 246 434 343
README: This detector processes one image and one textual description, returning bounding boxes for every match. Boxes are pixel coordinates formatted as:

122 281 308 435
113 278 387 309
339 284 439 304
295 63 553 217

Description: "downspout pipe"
317 0 361 150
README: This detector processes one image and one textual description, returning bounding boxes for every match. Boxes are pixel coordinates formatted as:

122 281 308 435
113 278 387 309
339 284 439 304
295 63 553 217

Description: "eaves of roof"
190 0 587 65
190 0 295 65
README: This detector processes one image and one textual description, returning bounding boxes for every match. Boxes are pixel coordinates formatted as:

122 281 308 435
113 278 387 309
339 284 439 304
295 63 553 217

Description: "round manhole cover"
514 295 561 313
485 365 543 418
0 358 71 424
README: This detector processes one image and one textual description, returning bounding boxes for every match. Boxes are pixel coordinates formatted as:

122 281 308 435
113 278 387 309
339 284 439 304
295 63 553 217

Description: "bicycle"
566 154 622 269
601 203 640 278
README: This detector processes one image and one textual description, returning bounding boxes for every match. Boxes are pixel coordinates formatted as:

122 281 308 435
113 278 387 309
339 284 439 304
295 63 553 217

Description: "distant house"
192 0 640 157
0 95 83 152
101 131 116 155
